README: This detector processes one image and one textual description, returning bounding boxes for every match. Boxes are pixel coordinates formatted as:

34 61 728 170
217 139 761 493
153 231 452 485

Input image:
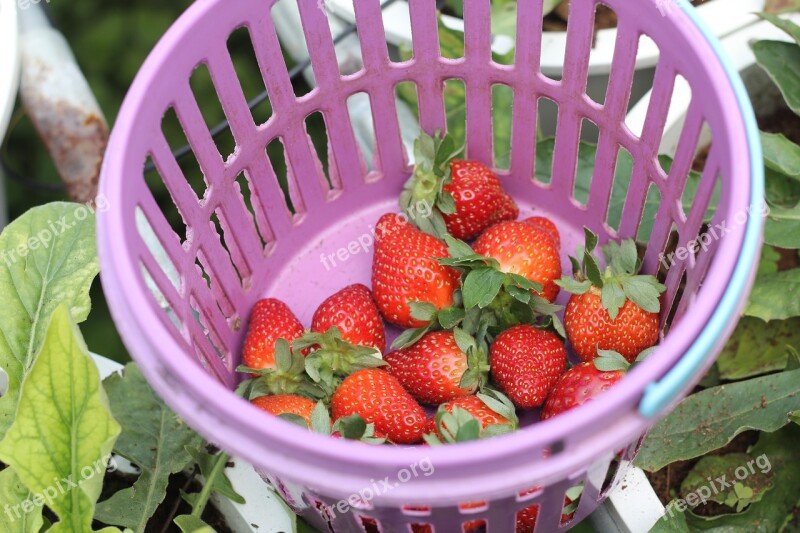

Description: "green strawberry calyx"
453 327 491 392
293 327 386 396
593 346 658 372
400 129 463 238
236 338 324 400
555 227 666 320
279 403 386 444
436 234 565 337
423 389 519 446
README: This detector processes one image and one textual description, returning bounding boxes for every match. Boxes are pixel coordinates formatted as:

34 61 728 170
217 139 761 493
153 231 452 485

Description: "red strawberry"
473 221 561 302
490 325 567 409
400 131 517 241
541 362 624 420
495 193 520 223
516 503 540 533
384 330 487 405
312 284 386 352
440 395 514 430
372 213 459 328
557 229 664 363
565 290 659 363
251 394 316 426
441 160 519 239
242 298 305 371
523 216 560 249
331 369 428 444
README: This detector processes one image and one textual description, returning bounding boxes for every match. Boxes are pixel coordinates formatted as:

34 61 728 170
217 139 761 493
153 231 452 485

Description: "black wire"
0 159 66 192
149 0 403 172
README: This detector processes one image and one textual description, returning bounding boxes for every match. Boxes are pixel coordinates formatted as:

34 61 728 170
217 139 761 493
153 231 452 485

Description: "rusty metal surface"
18 21 108 203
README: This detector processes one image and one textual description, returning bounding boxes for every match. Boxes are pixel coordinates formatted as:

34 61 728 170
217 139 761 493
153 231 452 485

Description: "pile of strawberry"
237 131 667 452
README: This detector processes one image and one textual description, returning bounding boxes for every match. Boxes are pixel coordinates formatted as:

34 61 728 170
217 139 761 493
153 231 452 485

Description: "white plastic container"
326 0 766 137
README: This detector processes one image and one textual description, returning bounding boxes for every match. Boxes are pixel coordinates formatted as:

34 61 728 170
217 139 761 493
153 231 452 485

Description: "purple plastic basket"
98 0 761 530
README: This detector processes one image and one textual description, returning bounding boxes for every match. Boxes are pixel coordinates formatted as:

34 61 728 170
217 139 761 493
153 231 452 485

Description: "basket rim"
97 0 763 503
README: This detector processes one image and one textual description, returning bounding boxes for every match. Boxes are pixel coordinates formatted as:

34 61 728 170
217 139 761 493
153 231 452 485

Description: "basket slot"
283 119 342 206
247 12 297 110
142 154 189 246
561 0 595 93
550 108 582 201
492 84 513 170
442 78 466 145
602 22 640 121
636 183 661 243
295 0 339 90
601 146 634 232
325 95 371 189
189 63 237 160
135 204 182 297
366 84 407 179
207 205 258 289
187 292 236 381
616 158 651 239
463 1 492 164
234 170 271 250
513 0 544 72
304 111 339 191
585 127 620 219
204 46 258 151
508 83 537 180
138 262 187 346
191 254 238 336
137 238 187 329
394 81 419 166
407 0 447 133
171 87 225 195
245 150 293 251
228 26 274 125
352 0 390 70
638 60 677 148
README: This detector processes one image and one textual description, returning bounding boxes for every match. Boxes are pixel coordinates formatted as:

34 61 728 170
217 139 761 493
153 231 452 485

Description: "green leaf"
437 307 465 329
173 515 214 533
310 402 331 435
409 302 438 322
649 508 691 533
182 447 245 508
94 364 202 530
594 350 630 372
761 132 800 179
752 39 800 116
764 202 800 248
491 0 516 39
583 250 603 288
600 281 626 320
683 425 800 531
757 246 781 275
758 12 800 45
635 368 800 471
0 203 99 441
443 235 476 259
680 453 773 510
0 467 44 533
0 306 121 532
555 277 592 294
717 317 800 380
583 227 599 255
391 325 431 350
745 269 800 321
462 268 506 309
620 276 663 314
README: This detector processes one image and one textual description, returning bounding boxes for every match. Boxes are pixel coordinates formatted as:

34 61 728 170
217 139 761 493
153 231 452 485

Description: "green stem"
190 451 230 518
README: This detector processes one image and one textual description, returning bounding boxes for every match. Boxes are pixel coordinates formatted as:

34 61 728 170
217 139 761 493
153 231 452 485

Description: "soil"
645 430 760 515
92 469 234 532
758 107 800 145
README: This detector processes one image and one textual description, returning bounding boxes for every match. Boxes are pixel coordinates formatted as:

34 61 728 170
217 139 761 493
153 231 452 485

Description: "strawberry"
251 394 316 425
473 221 561 302
242 298 305 371
425 390 519 444
400 130 518 240
489 325 567 409
331 369 429 444
312 284 386 352
523 216 560 249
384 329 488 405
237 339 323 399
556 229 665 363
372 213 459 328
541 362 624 420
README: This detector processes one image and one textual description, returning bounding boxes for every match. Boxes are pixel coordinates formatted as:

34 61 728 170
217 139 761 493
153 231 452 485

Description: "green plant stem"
190 451 229 518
